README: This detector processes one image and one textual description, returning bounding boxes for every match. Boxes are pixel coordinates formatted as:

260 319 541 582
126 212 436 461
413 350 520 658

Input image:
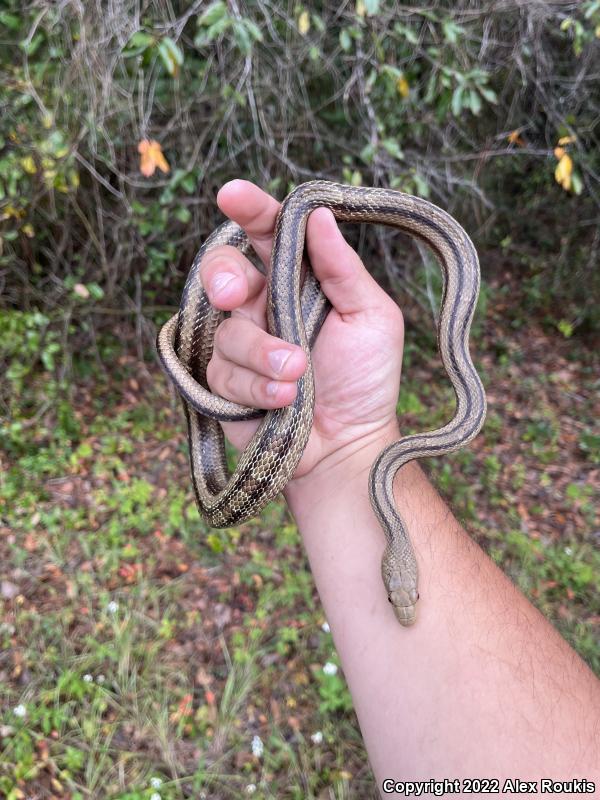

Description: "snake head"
387 588 418 627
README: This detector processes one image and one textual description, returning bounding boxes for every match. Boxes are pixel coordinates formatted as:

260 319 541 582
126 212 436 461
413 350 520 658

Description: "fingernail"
211 272 237 297
266 381 279 397
268 349 292 375
221 179 243 191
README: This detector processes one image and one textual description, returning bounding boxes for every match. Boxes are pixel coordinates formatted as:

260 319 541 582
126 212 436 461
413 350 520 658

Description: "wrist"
284 419 401 513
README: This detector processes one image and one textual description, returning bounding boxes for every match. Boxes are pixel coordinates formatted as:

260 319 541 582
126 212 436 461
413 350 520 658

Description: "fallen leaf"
1 581 20 599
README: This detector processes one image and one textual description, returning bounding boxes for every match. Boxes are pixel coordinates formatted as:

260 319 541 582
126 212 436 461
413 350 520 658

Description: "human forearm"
285 425 600 789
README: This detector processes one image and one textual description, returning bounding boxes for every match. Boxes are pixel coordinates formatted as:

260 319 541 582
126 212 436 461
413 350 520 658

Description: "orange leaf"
138 139 170 177
205 689 216 706
507 130 525 147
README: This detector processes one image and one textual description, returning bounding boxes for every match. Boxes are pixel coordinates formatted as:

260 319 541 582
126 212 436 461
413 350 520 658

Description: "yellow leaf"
138 139 170 177
21 156 37 174
554 153 573 191
553 146 565 160
595 24 600 38
21 223 34 238
557 135 576 146
356 0 366 17
1 205 24 220
298 10 310 35
396 75 410 98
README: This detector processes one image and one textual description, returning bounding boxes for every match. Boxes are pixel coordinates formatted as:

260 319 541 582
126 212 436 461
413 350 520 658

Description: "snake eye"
387 596 393 604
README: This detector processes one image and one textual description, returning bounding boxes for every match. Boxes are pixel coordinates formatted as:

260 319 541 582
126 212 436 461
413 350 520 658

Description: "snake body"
157 181 486 626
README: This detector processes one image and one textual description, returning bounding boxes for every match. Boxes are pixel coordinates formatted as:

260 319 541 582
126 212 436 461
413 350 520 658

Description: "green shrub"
1 0 599 368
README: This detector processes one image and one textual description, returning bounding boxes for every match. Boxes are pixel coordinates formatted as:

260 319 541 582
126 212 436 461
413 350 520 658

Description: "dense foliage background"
1 2 599 799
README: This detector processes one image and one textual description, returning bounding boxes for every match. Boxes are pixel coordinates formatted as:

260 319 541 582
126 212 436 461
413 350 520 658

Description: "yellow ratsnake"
157 181 486 626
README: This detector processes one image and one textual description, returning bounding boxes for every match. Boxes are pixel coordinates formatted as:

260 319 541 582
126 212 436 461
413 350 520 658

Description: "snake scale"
157 181 486 626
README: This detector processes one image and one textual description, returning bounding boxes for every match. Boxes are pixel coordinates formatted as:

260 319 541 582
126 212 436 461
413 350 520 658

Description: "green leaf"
233 21 252 54
207 533 224 553
181 174 197 193
412 173 430 198
479 86 498 104
175 206 191 224
570 171 583 195
360 142 375 164
339 28 352 51
557 319 573 337
87 283 105 300
125 31 155 55
364 0 380 15
393 22 418 44
243 19 263 43
382 138 404 160
451 85 464 116
198 1 228 27
0 12 21 30
19 33 44 56
381 64 402 81
442 19 463 44
195 16 231 45
157 37 183 77
468 89 482 115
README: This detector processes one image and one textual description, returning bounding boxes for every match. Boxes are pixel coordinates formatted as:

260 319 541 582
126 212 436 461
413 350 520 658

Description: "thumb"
305 207 385 316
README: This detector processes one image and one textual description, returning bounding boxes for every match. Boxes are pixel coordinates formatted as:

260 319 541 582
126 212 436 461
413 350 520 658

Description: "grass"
1 271 598 798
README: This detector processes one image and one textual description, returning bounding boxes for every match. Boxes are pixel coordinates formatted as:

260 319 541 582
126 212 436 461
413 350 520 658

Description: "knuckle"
214 317 234 350
205 358 221 392
222 366 240 400
251 373 267 405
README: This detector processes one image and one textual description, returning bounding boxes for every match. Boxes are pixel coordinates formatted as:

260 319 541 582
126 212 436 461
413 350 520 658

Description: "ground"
1 264 598 800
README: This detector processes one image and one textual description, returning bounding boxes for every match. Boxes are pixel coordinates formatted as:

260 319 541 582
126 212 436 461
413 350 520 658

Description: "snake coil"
157 181 486 626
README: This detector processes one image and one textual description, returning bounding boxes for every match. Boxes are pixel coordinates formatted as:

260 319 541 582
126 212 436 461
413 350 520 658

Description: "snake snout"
388 587 419 627
393 603 417 626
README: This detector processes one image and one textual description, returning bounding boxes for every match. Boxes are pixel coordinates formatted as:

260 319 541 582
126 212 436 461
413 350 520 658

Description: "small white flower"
251 734 264 758
106 600 119 614
323 661 338 676
564 546 573 555
150 777 163 789
13 704 27 718
246 784 257 794
83 674 93 683
311 730 323 744
321 621 330 633
150 793 161 800
96 674 105 684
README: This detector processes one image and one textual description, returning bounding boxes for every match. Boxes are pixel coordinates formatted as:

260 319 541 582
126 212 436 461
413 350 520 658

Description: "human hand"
200 179 404 481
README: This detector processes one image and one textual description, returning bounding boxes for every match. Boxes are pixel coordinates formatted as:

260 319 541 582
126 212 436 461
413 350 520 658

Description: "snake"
156 180 486 626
